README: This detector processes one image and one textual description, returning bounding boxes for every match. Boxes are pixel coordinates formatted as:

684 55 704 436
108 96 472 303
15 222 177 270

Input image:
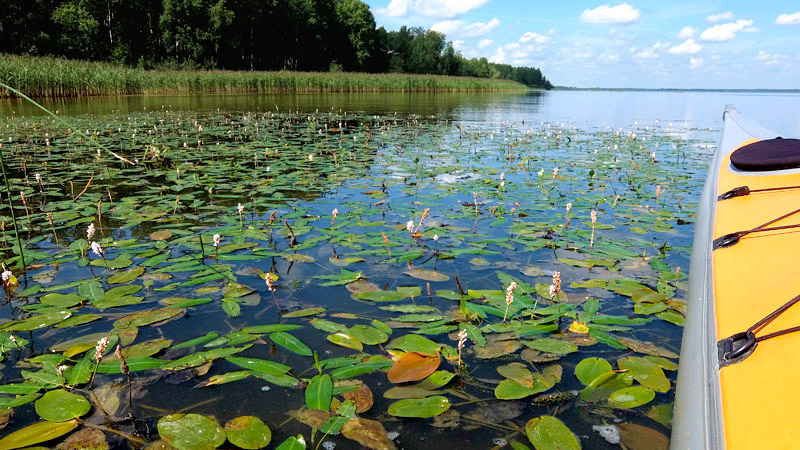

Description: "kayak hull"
672 105 779 450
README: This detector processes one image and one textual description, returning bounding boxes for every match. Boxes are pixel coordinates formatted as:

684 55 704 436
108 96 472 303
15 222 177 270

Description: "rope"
713 206 800 249
719 293 800 366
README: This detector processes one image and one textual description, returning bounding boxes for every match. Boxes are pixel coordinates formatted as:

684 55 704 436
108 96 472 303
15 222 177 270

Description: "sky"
363 0 800 89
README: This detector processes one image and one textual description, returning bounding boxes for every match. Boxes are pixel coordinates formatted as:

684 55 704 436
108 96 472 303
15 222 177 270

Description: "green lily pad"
224 416 271 449
617 357 671 393
34 389 91 422
525 416 580 450
608 386 656 409
388 396 450 418
574 357 613 386
157 413 226 450
283 307 326 318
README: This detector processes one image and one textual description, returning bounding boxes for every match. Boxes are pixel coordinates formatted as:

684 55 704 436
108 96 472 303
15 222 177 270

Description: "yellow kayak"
673 105 800 449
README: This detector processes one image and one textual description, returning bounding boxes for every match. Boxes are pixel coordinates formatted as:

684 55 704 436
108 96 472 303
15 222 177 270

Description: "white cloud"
462 19 500 37
431 20 463 35
690 58 703 69
677 26 696 39
519 32 551 44
755 50 788 65
579 3 641 25
706 11 734 23
489 47 506 63
776 12 800 25
376 0 490 19
700 19 757 41
669 39 702 55
598 52 620 62
477 39 493 49
452 40 465 50
431 18 499 38
633 41 667 59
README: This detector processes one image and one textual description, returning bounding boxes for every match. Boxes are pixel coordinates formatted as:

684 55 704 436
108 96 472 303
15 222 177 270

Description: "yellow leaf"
568 321 589 334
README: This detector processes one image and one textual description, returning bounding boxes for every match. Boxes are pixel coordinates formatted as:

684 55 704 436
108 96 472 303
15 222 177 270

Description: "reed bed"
0 54 528 98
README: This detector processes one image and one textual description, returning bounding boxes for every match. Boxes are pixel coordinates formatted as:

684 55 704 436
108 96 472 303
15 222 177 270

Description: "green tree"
51 0 100 59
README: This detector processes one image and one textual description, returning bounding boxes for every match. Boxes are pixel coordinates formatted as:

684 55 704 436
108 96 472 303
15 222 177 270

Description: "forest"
0 0 552 89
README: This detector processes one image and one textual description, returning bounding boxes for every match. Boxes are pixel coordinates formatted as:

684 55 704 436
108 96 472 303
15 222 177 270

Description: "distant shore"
0 54 528 98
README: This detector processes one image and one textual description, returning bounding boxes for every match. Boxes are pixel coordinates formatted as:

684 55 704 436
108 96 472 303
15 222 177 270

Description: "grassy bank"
0 54 528 98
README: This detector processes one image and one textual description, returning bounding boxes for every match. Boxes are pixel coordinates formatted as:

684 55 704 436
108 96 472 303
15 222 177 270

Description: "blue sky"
363 1 800 88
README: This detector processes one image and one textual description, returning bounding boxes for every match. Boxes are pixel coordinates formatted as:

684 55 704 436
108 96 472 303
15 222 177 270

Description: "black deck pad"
731 138 800 171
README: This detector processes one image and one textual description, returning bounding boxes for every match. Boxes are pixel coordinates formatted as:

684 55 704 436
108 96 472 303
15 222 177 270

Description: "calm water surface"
0 89 796 449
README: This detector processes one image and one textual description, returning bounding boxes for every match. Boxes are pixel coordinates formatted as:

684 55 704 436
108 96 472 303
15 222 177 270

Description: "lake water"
0 90 796 450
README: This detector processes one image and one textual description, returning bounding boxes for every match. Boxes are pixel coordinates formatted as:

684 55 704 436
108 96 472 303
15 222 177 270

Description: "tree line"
0 0 552 89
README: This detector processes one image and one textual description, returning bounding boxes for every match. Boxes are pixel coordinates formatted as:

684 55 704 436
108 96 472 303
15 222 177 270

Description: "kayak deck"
713 143 800 448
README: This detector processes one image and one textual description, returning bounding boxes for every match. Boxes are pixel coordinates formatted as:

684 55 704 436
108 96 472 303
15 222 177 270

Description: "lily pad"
224 416 271 449
157 413 226 450
608 386 655 409
574 357 613 385
34 389 91 422
525 416 581 450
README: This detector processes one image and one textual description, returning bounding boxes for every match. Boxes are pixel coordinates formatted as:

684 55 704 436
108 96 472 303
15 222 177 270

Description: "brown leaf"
473 340 521 359
55 428 109 450
338 379 374 413
0 408 12 430
618 422 669 450
617 337 679 358
341 418 398 450
387 352 440 383
520 349 562 363
290 408 333 429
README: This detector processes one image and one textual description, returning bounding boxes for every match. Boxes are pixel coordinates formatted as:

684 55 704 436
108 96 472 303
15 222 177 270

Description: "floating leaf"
617 357 671 393
522 338 578 355
387 352 440 383
113 307 184 329
40 293 84 308
0 419 78 450
348 325 388 345
327 332 363 351
107 267 144 284
386 334 442 355
306 374 333 411
404 269 449 282
525 416 581 450
157 413 226 450
274 435 306 450
608 386 655 409
353 290 406 302
473 339 521 359
579 371 634 402
388 396 450 418
54 427 108 450
341 418 398 450
574 357 613 386
150 230 173 241
283 308 326 318
338 380 374 413
224 416 271 450
34 389 91 422
618 422 669 450
616 337 679 358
